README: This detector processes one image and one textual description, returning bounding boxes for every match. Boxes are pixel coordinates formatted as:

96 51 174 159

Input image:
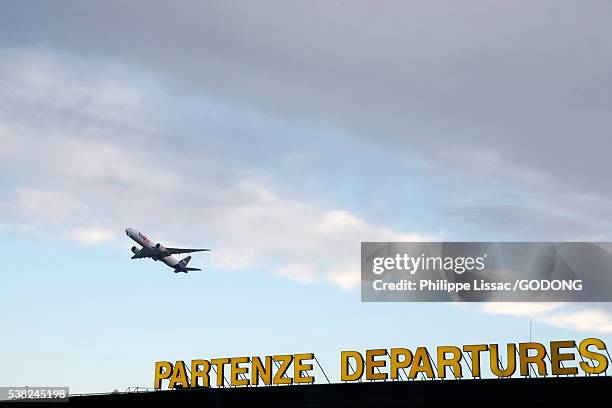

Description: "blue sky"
1 0 612 393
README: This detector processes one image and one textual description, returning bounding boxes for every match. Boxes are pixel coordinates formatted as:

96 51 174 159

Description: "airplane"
125 228 210 273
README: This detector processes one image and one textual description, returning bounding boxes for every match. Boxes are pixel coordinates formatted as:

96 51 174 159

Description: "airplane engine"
131 246 141 255
155 243 167 255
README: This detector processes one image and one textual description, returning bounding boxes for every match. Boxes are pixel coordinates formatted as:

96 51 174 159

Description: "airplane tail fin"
174 256 202 272
178 256 192 268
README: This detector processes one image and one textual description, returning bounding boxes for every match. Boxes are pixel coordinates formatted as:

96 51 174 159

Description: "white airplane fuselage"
125 228 181 269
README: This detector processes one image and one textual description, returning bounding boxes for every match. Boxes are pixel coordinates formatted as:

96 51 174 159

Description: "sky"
1 0 612 393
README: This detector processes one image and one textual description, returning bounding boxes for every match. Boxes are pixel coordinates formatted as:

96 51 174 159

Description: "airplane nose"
125 228 130 236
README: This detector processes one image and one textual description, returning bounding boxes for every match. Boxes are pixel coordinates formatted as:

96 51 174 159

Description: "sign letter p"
154 361 173 389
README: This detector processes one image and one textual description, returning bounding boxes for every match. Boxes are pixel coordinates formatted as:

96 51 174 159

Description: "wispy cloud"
479 302 612 334
480 302 566 317
542 309 612 334
68 226 117 245
9 188 87 225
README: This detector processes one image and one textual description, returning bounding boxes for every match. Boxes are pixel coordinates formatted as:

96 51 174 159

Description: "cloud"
201 183 433 289
0 49 432 291
68 226 117 245
480 303 566 318
479 302 612 334
8 189 87 225
2 1 612 242
542 310 612 334
276 264 317 285
2 0 612 290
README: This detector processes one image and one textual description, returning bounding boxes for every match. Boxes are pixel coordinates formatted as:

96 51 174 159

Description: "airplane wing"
165 248 211 255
